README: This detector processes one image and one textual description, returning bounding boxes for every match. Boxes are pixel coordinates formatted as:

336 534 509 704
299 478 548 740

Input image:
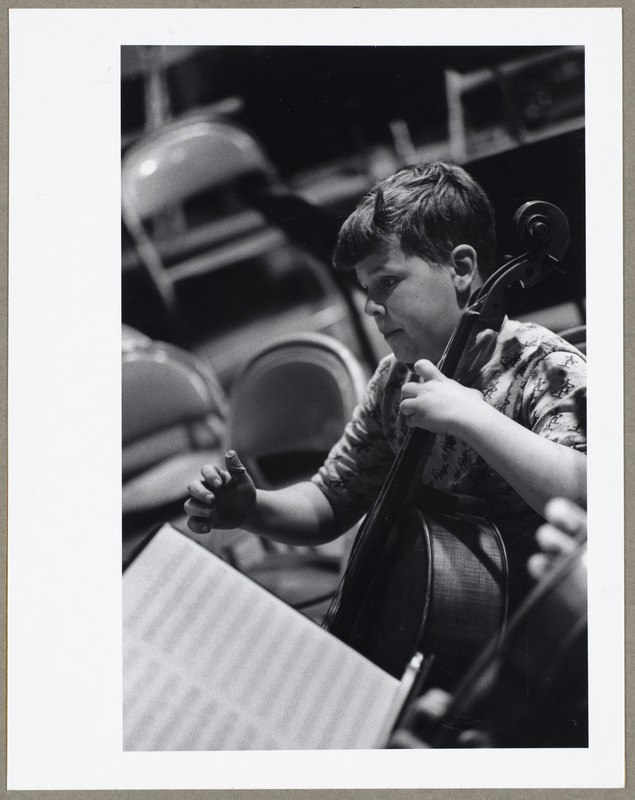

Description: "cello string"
326 295 487 618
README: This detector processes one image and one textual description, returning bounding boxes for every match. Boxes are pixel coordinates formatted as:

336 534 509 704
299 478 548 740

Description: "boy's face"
354 245 464 365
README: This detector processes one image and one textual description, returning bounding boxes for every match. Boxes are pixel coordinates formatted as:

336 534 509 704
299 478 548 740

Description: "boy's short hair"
333 161 497 277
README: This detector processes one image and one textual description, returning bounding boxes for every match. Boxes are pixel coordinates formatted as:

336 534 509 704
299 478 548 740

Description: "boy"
185 161 587 607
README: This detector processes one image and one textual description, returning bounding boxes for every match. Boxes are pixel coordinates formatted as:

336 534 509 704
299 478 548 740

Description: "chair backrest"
558 324 586 355
517 300 585 336
517 301 586 355
121 117 281 340
122 117 275 221
228 333 368 488
122 333 228 480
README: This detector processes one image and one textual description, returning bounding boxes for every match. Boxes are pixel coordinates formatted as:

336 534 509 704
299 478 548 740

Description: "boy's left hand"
527 497 586 580
400 359 484 435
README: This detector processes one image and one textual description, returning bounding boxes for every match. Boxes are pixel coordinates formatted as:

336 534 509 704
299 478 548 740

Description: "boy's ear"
449 244 479 294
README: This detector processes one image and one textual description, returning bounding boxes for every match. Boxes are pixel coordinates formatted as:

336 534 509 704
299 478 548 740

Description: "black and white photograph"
7 6 624 793
121 40 590 750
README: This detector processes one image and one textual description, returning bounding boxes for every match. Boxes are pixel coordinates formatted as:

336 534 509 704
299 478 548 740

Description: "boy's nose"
364 296 385 317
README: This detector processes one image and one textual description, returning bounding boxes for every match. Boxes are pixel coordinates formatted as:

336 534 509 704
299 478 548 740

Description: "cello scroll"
476 201 570 332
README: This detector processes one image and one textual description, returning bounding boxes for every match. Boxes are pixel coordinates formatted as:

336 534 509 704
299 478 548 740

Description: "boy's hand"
185 450 257 532
527 497 586 580
400 360 484 435
389 687 493 749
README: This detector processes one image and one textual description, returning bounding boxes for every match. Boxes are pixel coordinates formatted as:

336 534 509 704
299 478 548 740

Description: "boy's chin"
390 343 418 364
391 342 440 366
388 338 420 363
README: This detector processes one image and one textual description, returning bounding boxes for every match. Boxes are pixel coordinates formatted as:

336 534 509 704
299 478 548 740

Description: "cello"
323 201 571 687
388 534 588 748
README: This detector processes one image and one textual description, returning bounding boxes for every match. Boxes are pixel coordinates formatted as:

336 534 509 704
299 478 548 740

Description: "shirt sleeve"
522 349 587 452
311 358 397 530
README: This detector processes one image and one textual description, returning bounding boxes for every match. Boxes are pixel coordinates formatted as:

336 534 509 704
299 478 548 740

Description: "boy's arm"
185 450 344 545
455 402 586 515
400 360 586 516
243 481 344 545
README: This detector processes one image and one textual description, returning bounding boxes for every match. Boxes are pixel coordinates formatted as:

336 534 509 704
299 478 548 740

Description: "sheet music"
123 525 400 750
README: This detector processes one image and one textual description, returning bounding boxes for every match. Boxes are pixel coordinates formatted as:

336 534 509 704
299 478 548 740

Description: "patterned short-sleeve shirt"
312 319 586 558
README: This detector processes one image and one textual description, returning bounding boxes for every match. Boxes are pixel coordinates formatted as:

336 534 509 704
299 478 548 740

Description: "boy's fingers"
399 399 417 417
187 515 215 534
188 479 216 503
411 688 452 723
400 382 420 400
201 464 223 489
219 469 232 486
527 552 550 581
225 450 251 483
184 497 215 517
535 524 577 556
413 359 442 381
544 497 587 540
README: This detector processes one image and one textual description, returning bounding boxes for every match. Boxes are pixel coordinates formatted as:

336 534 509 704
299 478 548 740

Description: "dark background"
121 45 585 365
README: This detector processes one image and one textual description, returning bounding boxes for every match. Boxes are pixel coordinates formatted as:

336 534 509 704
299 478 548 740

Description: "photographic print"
7 7 624 793
121 40 589 750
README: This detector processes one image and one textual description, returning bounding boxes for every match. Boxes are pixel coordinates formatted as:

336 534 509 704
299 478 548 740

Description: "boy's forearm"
456 403 587 517
241 481 343 545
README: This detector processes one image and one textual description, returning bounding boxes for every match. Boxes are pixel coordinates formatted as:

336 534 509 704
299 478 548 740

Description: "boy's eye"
357 276 398 295
379 277 398 289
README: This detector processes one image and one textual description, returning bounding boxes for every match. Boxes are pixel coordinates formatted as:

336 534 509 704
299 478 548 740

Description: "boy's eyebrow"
361 261 391 278
354 256 401 283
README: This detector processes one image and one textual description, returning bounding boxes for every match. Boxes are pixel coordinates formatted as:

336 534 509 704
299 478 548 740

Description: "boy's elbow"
299 481 344 543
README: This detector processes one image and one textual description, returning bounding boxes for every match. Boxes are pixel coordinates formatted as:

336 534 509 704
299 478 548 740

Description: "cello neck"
379 303 483 510
329 304 483 615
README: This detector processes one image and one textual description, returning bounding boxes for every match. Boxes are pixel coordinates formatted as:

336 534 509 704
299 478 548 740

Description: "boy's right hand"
185 450 257 532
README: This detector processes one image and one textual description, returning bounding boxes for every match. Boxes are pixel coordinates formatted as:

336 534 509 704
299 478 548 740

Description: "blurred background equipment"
122 116 285 343
446 46 584 162
122 326 228 551
227 332 369 489
122 112 385 383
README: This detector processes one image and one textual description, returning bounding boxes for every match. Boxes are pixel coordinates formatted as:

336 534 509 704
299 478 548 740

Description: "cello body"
328 504 508 682
389 540 588 748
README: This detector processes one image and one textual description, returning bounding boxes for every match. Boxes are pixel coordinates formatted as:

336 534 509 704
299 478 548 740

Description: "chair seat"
245 551 342 621
122 448 221 515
